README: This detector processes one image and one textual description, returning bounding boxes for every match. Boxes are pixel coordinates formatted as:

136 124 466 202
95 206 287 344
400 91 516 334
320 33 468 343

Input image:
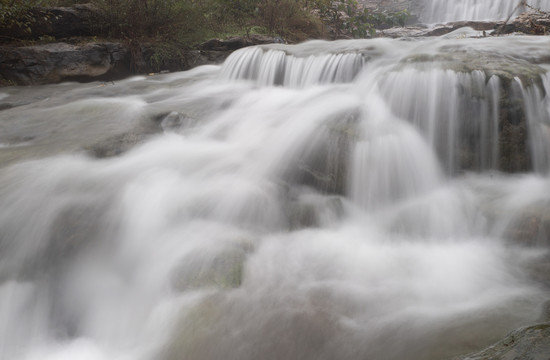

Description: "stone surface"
378 21 500 38
199 35 283 51
455 323 550 360
378 11 550 38
502 203 550 247
497 10 550 35
283 113 359 196
170 241 251 291
0 35 283 85
0 42 129 85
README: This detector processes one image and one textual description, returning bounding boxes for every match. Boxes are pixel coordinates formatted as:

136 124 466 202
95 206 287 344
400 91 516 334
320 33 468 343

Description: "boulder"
0 42 129 85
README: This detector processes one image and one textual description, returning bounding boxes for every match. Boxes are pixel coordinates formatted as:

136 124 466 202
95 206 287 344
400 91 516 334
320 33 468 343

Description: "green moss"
170 241 252 291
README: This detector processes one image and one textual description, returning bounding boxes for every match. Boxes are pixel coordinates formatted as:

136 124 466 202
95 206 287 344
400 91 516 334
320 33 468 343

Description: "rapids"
1 31 550 360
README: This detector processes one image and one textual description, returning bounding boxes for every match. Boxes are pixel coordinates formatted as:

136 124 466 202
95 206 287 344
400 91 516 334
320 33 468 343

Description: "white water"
1 34 550 360
421 0 550 23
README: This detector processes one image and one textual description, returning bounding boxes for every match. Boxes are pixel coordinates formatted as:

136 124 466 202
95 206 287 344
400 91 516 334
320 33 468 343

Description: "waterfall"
421 0 550 23
220 43 365 87
1 34 550 360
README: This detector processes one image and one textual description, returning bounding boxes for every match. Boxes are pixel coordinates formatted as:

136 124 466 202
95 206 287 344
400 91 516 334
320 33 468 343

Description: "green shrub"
0 0 50 36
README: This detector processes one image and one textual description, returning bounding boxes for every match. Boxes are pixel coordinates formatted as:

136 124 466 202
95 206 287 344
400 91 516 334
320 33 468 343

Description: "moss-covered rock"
401 51 547 88
170 240 252 291
283 111 359 195
502 202 550 247
399 48 547 173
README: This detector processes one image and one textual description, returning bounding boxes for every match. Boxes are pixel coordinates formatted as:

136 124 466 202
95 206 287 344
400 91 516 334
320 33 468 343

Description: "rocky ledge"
0 35 281 85
0 42 127 85
378 10 550 38
456 322 550 360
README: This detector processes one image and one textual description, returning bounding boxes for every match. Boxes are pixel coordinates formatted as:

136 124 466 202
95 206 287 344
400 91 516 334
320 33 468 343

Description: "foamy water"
1 34 550 360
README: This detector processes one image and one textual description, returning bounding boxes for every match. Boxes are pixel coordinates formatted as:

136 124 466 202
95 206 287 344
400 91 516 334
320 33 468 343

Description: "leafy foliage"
1 0 413 44
0 0 51 36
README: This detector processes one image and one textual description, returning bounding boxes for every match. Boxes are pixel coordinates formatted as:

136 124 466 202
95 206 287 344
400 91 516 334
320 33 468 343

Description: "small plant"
148 42 185 72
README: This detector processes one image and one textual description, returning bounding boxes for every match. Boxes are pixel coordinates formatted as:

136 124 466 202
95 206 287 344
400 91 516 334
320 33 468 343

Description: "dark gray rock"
0 35 282 85
0 42 129 85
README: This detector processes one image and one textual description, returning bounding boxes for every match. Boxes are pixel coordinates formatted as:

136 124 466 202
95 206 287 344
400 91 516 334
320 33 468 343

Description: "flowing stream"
1 30 550 360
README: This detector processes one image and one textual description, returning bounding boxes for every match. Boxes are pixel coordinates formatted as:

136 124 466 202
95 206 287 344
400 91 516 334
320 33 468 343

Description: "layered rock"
378 11 550 38
0 34 283 85
498 10 550 35
0 42 129 85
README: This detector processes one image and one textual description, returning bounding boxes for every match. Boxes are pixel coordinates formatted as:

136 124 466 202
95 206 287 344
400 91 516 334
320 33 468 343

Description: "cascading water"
420 0 550 23
1 31 550 360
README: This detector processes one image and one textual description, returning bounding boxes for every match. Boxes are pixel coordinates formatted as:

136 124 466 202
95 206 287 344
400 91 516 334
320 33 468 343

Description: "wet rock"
379 11 550 39
162 293 341 360
286 194 344 229
377 26 432 38
497 11 550 35
539 300 550 322
170 240 252 291
497 81 533 173
0 103 14 111
284 113 359 195
160 112 197 133
378 21 500 38
84 112 172 158
162 294 226 360
501 200 550 247
199 35 284 51
182 50 232 69
401 50 547 87
455 323 550 360
183 36 283 69
399 47 548 173
85 132 156 158
0 42 129 85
